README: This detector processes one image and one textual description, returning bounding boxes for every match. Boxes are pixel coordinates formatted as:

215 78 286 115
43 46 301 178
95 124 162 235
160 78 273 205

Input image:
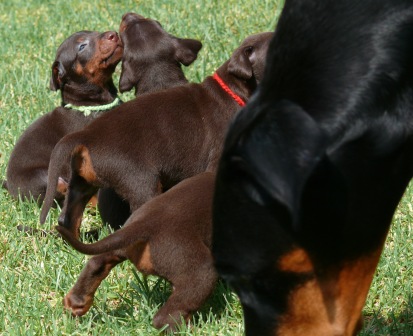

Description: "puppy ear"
228 46 254 80
174 38 203 66
223 100 327 231
119 61 134 93
50 61 66 91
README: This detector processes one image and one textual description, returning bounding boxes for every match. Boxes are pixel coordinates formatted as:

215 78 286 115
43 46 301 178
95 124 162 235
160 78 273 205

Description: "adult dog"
39 32 273 240
212 1 413 335
5 30 123 205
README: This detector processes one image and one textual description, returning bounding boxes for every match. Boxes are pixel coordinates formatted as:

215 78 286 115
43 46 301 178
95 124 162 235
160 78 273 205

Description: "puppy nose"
106 31 119 42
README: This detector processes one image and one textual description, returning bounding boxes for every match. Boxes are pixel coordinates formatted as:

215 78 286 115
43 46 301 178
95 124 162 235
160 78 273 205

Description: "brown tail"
39 134 81 224
55 222 147 255
2 179 7 190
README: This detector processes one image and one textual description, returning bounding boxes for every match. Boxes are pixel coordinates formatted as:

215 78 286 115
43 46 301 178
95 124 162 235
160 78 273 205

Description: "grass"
0 0 412 335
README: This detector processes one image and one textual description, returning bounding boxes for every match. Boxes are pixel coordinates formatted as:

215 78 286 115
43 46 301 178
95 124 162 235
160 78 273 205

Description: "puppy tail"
55 224 146 255
39 135 80 224
1 179 7 191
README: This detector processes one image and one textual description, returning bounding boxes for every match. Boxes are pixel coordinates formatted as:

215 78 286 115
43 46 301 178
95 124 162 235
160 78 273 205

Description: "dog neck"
134 63 188 96
60 79 119 108
64 97 122 116
212 73 246 107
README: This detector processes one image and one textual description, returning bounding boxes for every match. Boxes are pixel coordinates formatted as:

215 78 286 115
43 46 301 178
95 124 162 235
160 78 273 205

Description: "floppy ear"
174 38 203 66
223 99 327 230
119 61 135 93
227 46 253 80
50 61 66 91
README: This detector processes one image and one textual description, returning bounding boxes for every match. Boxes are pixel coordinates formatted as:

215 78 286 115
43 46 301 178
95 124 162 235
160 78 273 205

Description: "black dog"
212 1 413 335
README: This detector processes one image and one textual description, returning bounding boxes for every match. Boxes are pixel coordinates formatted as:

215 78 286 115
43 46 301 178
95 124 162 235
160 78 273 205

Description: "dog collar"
64 97 121 116
212 73 246 107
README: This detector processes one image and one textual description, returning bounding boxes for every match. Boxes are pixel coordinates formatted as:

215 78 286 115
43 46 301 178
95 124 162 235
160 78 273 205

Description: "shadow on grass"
361 295 413 335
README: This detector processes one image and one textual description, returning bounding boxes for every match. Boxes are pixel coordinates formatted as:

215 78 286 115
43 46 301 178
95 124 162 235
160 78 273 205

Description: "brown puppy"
40 32 273 239
98 12 203 230
5 30 122 205
118 12 202 95
56 172 216 331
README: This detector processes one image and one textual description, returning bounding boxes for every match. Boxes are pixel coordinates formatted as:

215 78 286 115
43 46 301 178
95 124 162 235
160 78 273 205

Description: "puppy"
40 32 273 240
98 12 203 230
5 30 123 205
118 12 202 95
57 172 216 331
212 0 413 335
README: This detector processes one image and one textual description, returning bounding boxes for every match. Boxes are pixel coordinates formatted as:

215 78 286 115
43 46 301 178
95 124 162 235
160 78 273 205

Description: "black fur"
212 1 413 335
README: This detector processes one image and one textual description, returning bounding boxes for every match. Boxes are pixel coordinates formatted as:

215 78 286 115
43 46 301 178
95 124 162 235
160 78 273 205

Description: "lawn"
1 0 413 335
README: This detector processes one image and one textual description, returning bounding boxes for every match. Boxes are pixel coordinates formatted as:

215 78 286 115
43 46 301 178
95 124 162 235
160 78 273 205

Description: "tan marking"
278 248 314 273
85 59 97 77
72 145 97 183
130 243 154 275
73 214 83 240
56 177 68 195
75 62 84 77
87 194 98 208
156 180 163 193
275 248 383 336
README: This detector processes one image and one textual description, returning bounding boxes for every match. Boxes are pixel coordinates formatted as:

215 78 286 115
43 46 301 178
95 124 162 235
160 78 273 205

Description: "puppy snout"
122 12 144 22
120 12 146 32
121 12 134 21
105 31 119 43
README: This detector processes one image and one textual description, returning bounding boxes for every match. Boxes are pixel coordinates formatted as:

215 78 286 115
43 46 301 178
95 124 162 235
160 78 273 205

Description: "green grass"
0 0 412 335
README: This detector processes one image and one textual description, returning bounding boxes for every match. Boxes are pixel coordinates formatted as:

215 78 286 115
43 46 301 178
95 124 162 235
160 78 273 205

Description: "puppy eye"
244 46 254 56
78 43 87 52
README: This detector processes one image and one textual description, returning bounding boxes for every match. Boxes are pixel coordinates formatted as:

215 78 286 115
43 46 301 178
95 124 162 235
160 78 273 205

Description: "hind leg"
64 252 125 316
152 242 217 331
98 187 131 230
59 172 98 239
59 145 100 239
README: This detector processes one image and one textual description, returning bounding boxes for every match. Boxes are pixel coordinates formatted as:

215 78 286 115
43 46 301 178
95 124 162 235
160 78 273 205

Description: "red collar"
212 73 246 107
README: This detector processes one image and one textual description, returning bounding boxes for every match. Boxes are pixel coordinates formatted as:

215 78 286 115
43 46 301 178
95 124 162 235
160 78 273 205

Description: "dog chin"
102 46 123 67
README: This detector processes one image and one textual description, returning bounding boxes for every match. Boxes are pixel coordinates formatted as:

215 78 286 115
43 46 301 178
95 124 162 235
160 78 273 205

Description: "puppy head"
50 30 123 91
118 12 202 93
228 32 274 83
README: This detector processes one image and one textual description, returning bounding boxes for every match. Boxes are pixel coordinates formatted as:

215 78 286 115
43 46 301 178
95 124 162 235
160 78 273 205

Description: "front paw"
63 290 93 316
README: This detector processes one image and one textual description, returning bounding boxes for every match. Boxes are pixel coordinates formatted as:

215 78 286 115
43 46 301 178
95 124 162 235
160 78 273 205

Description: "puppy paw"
63 291 93 317
153 308 191 331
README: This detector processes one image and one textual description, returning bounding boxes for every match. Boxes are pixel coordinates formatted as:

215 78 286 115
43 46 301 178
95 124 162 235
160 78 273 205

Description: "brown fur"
97 12 203 230
57 172 217 331
212 1 413 335
40 32 274 240
118 12 202 95
5 30 123 205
